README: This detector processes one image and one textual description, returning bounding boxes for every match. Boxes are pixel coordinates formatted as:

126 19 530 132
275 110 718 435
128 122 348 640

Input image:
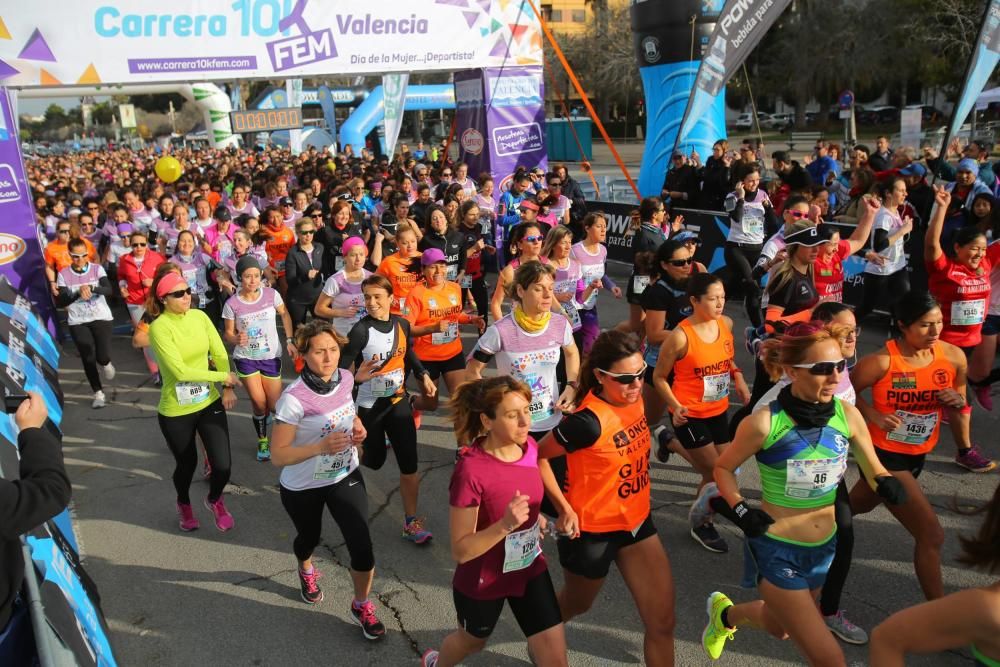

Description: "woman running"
406 249 484 416
315 237 372 337
571 212 622 355
625 197 669 335
56 238 116 409
857 176 914 322
376 220 422 315
421 377 569 667
456 200 494 325
284 216 326 330
724 168 778 328
869 480 1000 666
849 291 973 600
653 273 750 554
701 323 903 664
170 230 222 325
222 256 296 462
490 222 548 322
538 330 676 667
469 261 579 441
262 205 296 296
543 225 595 345
419 204 467 285
269 319 385 641
340 275 438 545
118 229 165 382
147 270 238 533
814 194 880 304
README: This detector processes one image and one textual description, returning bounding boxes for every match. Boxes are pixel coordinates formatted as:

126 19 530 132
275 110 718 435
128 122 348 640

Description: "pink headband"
156 272 186 299
341 237 367 255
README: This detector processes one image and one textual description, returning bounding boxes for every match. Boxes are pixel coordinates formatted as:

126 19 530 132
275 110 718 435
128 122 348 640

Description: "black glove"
875 475 907 505
732 500 774 538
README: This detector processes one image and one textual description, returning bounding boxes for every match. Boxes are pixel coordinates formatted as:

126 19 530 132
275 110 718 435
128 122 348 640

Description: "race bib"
446 264 458 281
175 381 210 406
243 323 272 360
785 455 846 499
273 259 286 272
335 255 345 272
396 297 406 314
370 368 404 398
887 410 938 445
313 446 355 482
743 211 764 237
632 275 650 295
460 275 473 288
562 300 582 330
951 298 986 326
702 372 730 403
432 321 459 345
503 522 542 573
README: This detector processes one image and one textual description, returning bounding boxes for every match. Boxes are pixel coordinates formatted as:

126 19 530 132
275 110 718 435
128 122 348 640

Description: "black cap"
214 207 231 221
279 196 293 206
785 224 833 247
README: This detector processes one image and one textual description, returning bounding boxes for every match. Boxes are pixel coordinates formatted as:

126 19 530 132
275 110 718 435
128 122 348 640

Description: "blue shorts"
982 314 1000 337
744 531 837 591
234 356 282 378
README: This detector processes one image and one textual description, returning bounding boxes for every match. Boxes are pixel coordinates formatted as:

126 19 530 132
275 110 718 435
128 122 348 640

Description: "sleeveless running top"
870 340 955 455
376 254 420 315
564 391 650 533
571 242 607 310
671 317 735 418
352 316 409 409
726 189 770 244
756 398 851 509
406 281 467 362
552 257 584 332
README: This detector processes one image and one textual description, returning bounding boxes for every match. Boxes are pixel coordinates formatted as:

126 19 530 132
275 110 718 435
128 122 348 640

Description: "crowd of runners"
27 137 1000 665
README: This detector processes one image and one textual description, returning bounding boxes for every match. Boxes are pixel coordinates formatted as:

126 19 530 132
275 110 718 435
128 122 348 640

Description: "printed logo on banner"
455 79 484 107
461 128 485 155
492 123 544 157
641 36 661 63
488 76 542 108
0 163 19 203
266 0 338 72
0 232 25 266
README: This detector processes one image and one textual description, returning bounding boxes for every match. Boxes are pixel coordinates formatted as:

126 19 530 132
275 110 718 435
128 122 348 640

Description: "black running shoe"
691 522 729 554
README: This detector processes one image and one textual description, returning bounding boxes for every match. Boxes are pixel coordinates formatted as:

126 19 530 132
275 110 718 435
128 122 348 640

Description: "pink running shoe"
350 600 386 640
973 384 994 411
955 446 997 473
176 502 200 532
204 495 235 531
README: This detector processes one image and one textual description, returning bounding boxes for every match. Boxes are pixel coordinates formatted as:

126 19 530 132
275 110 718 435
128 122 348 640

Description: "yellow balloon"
155 156 183 183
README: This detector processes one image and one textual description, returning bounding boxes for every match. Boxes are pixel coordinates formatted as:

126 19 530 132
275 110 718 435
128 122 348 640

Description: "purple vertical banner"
0 87 55 336
454 70 491 178
484 66 547 197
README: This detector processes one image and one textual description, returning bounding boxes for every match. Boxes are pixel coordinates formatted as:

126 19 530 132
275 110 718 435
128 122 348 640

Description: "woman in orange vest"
376 220 422 315
406 248 485 418
849 291 971 602
652 272 750 554
538 330 675 667
262 205 295 297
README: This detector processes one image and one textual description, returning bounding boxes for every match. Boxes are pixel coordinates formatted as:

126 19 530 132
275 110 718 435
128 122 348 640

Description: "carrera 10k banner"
674 0 792 153
0 0 542 87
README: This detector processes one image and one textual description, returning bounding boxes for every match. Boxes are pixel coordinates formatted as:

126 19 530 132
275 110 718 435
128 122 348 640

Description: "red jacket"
117 250 165 305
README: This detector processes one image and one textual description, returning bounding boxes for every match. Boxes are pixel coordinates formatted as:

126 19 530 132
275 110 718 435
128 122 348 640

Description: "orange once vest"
377 254 420 315
564 391 650 533
406 282 465 362
870 340 955 455
264 226 295 276
670 317 734 418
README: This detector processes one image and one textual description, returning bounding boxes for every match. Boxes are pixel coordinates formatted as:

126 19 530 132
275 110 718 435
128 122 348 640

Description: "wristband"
567 380 579 389
960 404 972 415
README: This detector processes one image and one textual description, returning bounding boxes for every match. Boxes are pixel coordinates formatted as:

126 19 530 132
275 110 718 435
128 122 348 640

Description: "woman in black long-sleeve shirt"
284 217 326 329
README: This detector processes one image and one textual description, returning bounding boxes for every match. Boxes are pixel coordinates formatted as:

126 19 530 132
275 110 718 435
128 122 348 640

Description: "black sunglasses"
791 359 847 376
299 229 315 235
310 213 323 219
132 242 148 247
668 258 694 267
165 287 192 299
598 364 647 384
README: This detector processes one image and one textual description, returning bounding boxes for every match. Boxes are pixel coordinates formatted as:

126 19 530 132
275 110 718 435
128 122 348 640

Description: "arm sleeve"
456 236 468 273
150 319 230 384
400 320 428 378
0 427 72 540
285 249 302 287
551 409 602 453
726 195 744 224
872 229 890 253
339 322 369 370
93 275 113 297
763 205 780 237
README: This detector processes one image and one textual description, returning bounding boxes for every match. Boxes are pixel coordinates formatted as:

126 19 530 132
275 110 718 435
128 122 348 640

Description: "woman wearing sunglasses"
284 216 326 330
56 238 116 410
701 322 902 664
653 273 750 554
571 212 622 355
856 176 914 323
490 222 549 322
118 229 166 382
542 225 596 343
147 270 239 533
813 194 880 304
537 330 676 667
724 168 778 328
849 291 972 602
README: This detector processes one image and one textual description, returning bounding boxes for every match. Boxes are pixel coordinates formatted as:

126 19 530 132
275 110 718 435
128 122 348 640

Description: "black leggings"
358 397 419 475
857 270 909 321
819 479 854 615
279 468 375 572
464 276 489 329
724 242 763 327
69 319 113 392
157 398 232 504
286 301 316 332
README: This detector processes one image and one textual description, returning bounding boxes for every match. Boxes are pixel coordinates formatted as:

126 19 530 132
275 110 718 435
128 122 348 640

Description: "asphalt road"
59 262 997 666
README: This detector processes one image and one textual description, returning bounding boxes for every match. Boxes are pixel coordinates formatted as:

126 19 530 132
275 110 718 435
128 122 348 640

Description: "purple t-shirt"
449 436 547 600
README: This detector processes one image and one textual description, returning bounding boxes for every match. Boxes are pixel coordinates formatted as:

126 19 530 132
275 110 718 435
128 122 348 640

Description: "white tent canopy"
976 86 1000 110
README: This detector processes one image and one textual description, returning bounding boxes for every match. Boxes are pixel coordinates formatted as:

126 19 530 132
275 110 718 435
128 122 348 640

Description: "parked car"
733 112 755 129
858 105 899 124
765 113 793 130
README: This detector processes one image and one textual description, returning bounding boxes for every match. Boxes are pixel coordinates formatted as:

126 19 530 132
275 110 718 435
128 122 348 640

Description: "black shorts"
421 352 466 381
557 515 657 580
675 413 730 450
453 569 562 639
874 448 926 479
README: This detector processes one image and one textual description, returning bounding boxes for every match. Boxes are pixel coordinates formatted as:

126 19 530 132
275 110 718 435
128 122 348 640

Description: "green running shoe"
256 438 271 462
702 591 736 660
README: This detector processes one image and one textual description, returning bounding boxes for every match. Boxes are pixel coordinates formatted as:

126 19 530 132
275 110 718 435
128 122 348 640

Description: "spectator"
660 150 699 207
805 140 839 188
700 140 734 211
553 164 586 224
868 135 894 171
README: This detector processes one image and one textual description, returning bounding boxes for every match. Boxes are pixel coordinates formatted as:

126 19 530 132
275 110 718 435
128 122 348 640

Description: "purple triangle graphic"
19 29 56 62
489 36 509 58
435 0 468 6
477 0 492 11
463 11 479 27
0 59 19 80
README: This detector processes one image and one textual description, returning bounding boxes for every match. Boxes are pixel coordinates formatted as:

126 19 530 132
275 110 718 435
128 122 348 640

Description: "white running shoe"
92 390 106 409
101 362 116 382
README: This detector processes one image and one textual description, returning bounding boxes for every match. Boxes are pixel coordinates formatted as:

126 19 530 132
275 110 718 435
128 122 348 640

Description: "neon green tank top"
974 644 1000 667
755 398 851 509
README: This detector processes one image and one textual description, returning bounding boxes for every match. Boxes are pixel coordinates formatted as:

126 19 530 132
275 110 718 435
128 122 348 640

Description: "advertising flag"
382 72 410 157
